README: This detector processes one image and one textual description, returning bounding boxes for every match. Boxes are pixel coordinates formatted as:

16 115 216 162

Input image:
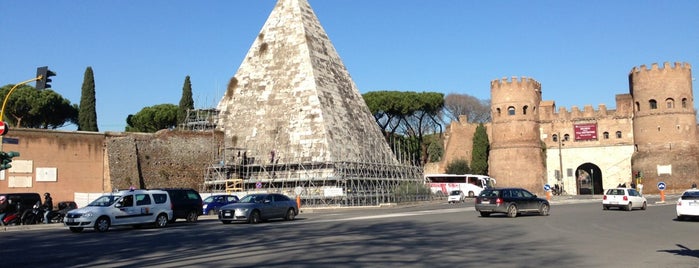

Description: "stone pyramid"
217 0 397 165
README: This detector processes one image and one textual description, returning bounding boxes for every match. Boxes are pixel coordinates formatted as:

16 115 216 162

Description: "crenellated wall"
442 62 697 195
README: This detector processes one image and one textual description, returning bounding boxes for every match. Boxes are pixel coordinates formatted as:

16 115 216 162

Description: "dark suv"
154 188 203 223
1 192 41 215
475 187 550 218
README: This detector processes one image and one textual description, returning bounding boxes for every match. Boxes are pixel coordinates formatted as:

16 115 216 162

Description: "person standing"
692 182 697 189
42 193 53 224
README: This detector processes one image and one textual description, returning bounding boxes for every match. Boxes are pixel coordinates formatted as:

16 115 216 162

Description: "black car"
154 188 203 223
475 187 550 218
1 192 41 215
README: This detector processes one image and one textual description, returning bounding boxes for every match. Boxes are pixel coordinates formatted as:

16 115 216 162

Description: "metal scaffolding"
180 108 219 131
202 147 428 207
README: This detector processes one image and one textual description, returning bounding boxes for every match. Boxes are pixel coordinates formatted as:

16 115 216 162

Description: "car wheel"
603 205 608 210
154 213 168 228
221 220 232 224
249 210 261 224
285 208 296 221
641 201 647 210
626 202 632 211
185 210 198 223
94 216 110 232
468 191 475 198
677 215 686 221
69 227 84 233
539 203 550 216
507 204 518 218
479 212 490 217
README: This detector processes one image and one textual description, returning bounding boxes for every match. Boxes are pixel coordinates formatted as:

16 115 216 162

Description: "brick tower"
630 62 698 191
216 0 397 164
488 77 546 192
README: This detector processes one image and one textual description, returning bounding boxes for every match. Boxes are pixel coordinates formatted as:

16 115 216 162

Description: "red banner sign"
574 123 597 141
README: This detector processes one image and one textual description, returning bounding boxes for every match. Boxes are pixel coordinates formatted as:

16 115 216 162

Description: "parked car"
64 189 173 233
602 188 647 211
218 193 298 224
475 187 550 218
202 194 239 215
154 188 203 223
676 189 699 220
447 190 465 203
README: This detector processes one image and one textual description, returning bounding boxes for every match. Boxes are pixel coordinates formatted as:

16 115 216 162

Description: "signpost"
658 181 666 203
544 184 552 200
0 121 7 136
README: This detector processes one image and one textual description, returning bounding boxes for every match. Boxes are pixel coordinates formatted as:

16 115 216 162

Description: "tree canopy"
0 84 77 129
125 104 178 133
363 91 444 165
78 66 98 131
178 76 194 125
443 93 491 123
470 123 489 175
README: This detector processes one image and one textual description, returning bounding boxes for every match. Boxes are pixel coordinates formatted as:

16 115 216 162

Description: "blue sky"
1 0 697 132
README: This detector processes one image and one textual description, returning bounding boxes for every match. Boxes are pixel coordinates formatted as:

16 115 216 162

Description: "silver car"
218 193 298 224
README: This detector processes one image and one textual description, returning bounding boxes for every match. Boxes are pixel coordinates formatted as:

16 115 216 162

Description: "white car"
602 188 647 211
64 189 173 233
676 189 699 220
447 190 465 203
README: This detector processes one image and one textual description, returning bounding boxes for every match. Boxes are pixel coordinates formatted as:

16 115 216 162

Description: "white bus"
424 174 496 197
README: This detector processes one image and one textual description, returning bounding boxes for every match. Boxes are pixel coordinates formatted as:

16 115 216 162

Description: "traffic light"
0 151 20 171
36 66 56 90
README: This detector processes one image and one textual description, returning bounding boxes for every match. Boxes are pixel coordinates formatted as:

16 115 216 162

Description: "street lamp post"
558 132 564 193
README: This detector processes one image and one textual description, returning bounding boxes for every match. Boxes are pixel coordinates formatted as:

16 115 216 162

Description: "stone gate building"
438 62 696 195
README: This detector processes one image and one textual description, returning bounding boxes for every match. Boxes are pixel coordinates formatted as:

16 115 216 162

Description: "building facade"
439 62 696 195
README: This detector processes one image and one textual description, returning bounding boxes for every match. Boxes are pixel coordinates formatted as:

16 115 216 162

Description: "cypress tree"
471 123 490 175
78 66 98 131
178 76 194 125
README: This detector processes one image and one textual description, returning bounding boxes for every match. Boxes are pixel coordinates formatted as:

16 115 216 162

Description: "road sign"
255 181 262 189
658 181 666 190
0 121 8 136
544 184 551 191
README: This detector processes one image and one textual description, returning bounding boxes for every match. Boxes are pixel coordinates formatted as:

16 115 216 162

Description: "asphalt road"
1 196 697 268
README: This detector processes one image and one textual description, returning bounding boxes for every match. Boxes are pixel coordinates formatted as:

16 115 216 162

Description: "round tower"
489 76 546 193
630 62 698 193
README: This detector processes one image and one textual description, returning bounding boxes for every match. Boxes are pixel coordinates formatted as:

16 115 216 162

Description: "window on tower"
552 134 558 142
508 106 515 116
682 98 688 108
603 132 609 139
563 134 570 141
649 99 657 109
616 131 622 138
666 98 674 109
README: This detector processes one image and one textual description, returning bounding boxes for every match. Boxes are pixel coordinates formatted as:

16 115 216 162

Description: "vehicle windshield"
681 191 699 200
87 195 121 207
203 196 214 203
239 195 265 203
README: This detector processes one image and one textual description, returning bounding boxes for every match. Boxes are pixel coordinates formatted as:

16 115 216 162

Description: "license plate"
690 202 699 206
610 201 618 204
66 218 74 223
224 212 231 217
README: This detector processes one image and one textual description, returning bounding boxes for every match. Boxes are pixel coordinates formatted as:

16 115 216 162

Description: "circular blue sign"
255 181 262 189
657 182 666 190
544 184 551 191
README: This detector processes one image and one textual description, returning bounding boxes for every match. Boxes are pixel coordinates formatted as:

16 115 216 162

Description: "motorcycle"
2 200 24 226
21 202 45 225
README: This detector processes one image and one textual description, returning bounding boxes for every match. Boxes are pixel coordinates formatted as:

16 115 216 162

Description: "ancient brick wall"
0 129 106 204
107 130 223 191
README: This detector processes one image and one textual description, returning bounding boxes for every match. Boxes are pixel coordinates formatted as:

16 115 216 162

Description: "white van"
64 189 173 233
